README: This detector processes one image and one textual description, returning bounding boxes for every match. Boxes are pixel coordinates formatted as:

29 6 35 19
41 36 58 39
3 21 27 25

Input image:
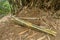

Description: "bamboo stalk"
11 16 56 36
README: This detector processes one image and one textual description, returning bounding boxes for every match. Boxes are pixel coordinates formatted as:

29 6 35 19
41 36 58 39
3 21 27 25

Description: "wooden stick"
19 17 40 19
11 16 56 36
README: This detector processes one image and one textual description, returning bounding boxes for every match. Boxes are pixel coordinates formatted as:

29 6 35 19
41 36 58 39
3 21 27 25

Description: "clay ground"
0 7 60 40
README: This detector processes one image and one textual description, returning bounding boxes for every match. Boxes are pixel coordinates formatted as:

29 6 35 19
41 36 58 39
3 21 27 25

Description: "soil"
0 7 60 40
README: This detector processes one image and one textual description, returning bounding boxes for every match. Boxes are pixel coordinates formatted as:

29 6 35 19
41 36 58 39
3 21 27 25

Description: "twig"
37 35 46 40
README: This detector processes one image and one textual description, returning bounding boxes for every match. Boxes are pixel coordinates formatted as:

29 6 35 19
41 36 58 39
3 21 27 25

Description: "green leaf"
0 0 11 18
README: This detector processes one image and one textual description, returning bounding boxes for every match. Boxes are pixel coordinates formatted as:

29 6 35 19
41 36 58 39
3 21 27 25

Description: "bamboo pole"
11 16 56 36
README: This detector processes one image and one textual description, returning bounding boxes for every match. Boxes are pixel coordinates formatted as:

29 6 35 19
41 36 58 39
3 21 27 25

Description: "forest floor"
0 7 60 40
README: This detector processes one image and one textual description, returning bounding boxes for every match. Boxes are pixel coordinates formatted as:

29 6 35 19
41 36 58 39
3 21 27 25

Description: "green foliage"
0 0 11 18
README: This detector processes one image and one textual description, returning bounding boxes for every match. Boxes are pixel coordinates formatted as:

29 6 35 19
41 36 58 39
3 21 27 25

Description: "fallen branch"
11 16 57 36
